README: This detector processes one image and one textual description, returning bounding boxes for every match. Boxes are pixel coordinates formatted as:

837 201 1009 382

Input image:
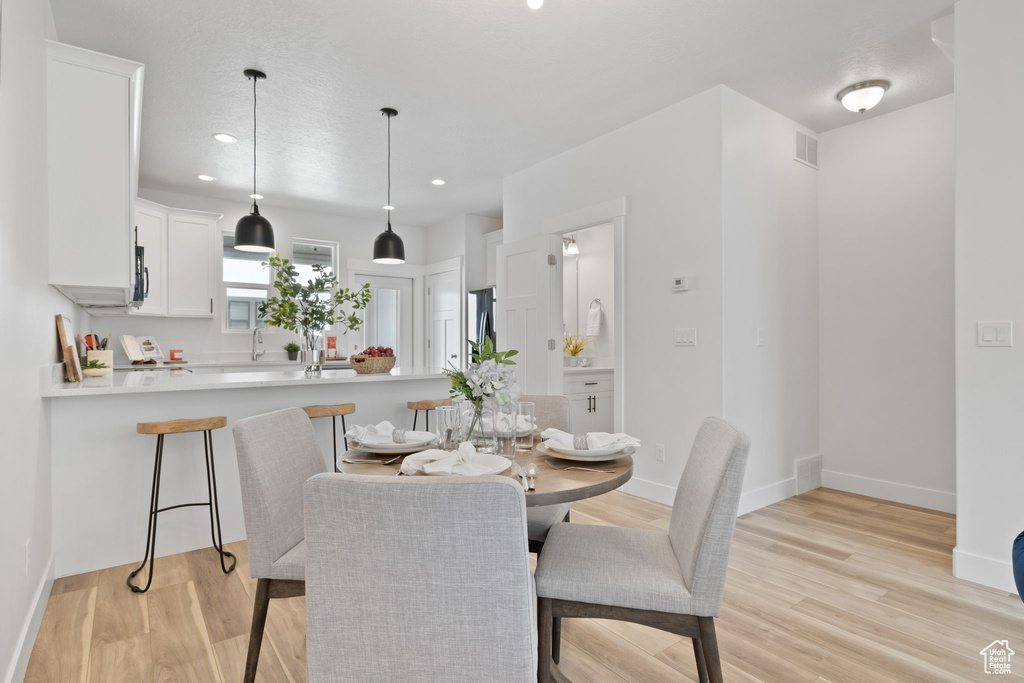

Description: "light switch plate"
674 328 697 347
977 321 1013 347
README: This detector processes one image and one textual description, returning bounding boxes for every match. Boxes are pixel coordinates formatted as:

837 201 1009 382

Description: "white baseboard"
822 469 955 514
953 546 1019 595
5 551 55 683
620 475 797 516
737 477 797 516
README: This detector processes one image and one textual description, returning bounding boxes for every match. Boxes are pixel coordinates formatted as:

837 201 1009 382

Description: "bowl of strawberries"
350 346 397 374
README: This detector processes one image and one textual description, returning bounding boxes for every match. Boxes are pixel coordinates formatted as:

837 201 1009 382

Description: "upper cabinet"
134 199 220 318
46 41 144 307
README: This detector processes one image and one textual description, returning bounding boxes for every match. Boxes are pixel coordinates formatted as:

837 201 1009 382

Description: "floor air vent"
795 130 819 169
795 455 822 494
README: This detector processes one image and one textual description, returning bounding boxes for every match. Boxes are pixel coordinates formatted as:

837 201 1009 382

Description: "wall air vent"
794 454 822 494
795 130 819 169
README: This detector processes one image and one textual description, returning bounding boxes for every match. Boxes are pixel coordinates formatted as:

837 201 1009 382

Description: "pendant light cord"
387 112 392 226
252 75 258 211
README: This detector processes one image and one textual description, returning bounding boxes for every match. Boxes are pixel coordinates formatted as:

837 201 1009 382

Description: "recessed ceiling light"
431 179 446 186
197 174 216 181
837 80 890 113
213 133 237 143
250 193 263 200
527 0 543 8
383 204 395 211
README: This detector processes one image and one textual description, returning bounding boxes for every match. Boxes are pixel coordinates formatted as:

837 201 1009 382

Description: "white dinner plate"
402 451 512 476
538 442 635 462
351 431 435 452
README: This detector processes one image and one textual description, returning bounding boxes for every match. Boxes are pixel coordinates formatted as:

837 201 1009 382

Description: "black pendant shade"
234 69 275 253
372 107 405 264
373 221 405 264
234 205 275 252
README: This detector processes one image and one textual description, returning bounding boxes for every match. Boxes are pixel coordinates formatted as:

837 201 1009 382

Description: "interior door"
496 234 563 395
358 275 414 371
428 268 462 373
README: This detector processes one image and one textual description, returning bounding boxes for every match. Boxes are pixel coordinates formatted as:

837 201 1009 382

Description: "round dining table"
335 441 634 506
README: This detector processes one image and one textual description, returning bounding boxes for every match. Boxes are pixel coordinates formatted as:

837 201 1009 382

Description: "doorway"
358 274 413 371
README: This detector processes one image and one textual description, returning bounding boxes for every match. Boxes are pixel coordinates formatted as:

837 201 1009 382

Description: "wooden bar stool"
407 399 452 432
301 403 356 471
128 416 236 593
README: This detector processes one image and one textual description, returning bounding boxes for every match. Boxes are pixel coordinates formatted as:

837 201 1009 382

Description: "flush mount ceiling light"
373 107 405 265
431 179 446 186
234 69 275 253
837 80 890 113
527 0 543 8
197 174 216 181
563 235 579 256
212 133 237 143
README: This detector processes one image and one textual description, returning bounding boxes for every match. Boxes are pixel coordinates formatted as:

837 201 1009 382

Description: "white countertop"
563 366 614 374
43 367 448 398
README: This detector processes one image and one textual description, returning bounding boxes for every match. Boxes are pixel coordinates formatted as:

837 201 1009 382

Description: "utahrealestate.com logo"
980 640 1015 675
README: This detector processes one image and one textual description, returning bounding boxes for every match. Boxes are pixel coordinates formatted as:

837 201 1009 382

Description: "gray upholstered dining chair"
535 417 750 683
233 407 329 683
303 473 536 683
520 394 573 553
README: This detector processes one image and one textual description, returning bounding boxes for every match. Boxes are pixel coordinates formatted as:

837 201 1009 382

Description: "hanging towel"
586 305 603 336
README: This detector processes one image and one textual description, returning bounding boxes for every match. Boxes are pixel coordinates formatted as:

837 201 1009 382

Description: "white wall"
954 0 1024 593
504 87 727 504
818 95 956 512
424 214 466 265
503 85 819 512
89 188 428 362
721 88 820 512
0 0 91 677
465 215 502 291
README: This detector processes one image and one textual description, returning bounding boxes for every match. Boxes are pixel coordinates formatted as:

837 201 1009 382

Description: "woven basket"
350 354 397 374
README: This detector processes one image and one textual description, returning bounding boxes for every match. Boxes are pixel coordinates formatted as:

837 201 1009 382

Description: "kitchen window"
222 233 269 330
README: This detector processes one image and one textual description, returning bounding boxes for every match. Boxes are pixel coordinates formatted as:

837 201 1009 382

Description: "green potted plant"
284 342 300 361
258 254 372 375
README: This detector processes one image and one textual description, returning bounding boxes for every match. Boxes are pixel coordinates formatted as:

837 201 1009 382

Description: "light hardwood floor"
25 487 1024 682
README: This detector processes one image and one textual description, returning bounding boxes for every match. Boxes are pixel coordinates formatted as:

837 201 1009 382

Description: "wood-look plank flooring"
25 487 1024 682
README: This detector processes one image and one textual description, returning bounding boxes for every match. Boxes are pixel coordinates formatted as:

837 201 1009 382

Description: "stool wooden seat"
301 403 356 471
407 399 452 432
137 416 227 434
128 415 235 593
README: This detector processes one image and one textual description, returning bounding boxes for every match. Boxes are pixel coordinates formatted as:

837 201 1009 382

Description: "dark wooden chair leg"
692 636 709 683
552 615 562 664
698 617 722 683
538 597 552 683
244 578 272 683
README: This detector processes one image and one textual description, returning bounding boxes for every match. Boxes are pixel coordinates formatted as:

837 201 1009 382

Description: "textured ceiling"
50 0 954 227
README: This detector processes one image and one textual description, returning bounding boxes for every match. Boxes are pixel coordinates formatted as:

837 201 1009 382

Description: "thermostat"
672 276 688 292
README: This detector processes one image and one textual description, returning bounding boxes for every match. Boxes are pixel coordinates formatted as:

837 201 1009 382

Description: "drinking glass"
434 406 460 451
495 403 518 460
516 402 536 452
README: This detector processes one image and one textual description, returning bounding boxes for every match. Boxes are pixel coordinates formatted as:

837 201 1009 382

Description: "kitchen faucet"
252 328 265 361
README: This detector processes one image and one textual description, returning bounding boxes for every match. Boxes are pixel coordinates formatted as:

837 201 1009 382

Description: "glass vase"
302 329 325 377
465 401 496 454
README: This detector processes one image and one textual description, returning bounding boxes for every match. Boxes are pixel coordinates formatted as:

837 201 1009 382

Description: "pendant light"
373 107 406 264
234 69 275 252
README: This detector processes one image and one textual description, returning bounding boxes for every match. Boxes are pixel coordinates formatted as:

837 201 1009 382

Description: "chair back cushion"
520 394 570 432
232 407 328 579
304 473 536 683
668 417 750 616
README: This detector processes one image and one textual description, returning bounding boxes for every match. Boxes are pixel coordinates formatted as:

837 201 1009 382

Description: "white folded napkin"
345 420 400 446
400 442 493 476
541 428 640 452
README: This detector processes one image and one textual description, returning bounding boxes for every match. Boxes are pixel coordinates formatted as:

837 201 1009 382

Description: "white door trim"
347 260 425 372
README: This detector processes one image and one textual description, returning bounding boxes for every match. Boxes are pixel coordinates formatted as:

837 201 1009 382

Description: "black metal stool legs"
203 429 236 574
127 434 164 593
332 416 339 472
413 410 418 430
127 429 235 593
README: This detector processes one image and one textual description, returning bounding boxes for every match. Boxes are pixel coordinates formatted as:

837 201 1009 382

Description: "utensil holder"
85 350 114 376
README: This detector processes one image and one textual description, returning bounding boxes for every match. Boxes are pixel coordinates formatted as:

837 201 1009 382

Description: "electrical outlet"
655 444 666 462
25 538 31 576
673 328 697 347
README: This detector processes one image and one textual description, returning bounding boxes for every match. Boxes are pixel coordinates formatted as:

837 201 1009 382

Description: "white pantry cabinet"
47 41 143 307
564 369 614 433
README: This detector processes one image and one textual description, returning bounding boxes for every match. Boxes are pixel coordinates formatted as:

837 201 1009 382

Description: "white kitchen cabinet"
133 200 167 316
47 41 143 307
167 210 219 317
564 369 614 433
